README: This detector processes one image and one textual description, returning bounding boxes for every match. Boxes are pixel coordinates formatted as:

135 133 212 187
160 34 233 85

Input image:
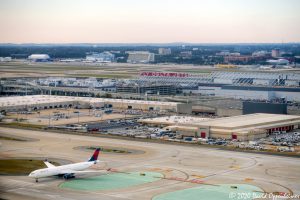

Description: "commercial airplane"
29 148 104 182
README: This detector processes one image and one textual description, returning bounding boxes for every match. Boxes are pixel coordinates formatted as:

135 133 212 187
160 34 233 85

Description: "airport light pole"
77 111 80 123
48 113 51 126
25 82 28 96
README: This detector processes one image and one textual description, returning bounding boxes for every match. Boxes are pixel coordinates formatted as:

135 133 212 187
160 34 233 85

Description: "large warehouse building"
139 114 300 141
0 95 192 114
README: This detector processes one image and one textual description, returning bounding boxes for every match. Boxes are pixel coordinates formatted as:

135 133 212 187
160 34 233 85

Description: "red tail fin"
88 148 100 162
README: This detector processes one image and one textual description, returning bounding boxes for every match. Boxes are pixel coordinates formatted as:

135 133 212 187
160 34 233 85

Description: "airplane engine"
63 173 75 179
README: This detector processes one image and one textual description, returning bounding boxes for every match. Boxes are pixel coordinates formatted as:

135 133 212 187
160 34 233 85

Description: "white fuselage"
29 161 96 178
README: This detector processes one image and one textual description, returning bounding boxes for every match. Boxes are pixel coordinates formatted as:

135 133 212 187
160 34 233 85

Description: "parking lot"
89 124 300 155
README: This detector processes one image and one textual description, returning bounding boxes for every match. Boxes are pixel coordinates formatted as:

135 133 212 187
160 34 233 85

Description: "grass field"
86 146 130 154
0 135 26 141
71 73 133 78
0 159 60 175
1 122 45 129
0 62 219 78
76 146 145 155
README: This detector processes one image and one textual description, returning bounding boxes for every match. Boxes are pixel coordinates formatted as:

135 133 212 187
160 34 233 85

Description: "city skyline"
0 0 300 43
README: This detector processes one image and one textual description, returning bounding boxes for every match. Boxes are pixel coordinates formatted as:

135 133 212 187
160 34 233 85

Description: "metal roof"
0 95 180 108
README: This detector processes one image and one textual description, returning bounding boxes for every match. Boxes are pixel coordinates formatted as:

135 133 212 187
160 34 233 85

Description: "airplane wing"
44 161 56 168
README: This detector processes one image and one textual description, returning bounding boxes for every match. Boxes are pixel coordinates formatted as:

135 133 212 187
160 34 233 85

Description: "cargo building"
139 114 300 141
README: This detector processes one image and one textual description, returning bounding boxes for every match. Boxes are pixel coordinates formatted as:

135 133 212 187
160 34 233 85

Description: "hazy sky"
0 0 300 43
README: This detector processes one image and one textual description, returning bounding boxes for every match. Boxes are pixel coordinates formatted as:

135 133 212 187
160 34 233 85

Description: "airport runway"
1 127 300 200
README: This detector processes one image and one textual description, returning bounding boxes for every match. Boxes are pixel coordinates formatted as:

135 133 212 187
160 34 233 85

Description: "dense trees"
0 44 299 64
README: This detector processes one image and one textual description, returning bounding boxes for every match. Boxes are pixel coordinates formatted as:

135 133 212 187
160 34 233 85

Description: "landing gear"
35 179 38 183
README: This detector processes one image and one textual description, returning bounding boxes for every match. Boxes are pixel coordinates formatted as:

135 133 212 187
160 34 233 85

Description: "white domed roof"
28 54 50 60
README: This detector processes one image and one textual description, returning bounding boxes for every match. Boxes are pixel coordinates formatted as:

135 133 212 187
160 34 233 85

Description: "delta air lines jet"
29 148 104 182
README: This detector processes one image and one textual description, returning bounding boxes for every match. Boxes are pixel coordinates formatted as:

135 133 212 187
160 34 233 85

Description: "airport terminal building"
139 71 300 101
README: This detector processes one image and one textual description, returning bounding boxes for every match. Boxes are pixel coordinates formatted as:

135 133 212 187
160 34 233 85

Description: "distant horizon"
1 42 300 46
1 0 299 43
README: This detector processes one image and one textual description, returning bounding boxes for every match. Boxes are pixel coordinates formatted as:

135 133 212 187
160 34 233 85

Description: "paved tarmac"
0 127 299 200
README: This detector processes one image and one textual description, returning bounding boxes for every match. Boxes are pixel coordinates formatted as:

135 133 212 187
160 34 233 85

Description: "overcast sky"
0 0 299 43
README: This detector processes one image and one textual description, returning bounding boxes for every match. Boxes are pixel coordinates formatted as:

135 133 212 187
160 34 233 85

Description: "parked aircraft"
29 148 104 182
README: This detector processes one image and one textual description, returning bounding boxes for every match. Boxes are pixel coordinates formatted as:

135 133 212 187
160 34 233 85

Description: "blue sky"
0 0 299 43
